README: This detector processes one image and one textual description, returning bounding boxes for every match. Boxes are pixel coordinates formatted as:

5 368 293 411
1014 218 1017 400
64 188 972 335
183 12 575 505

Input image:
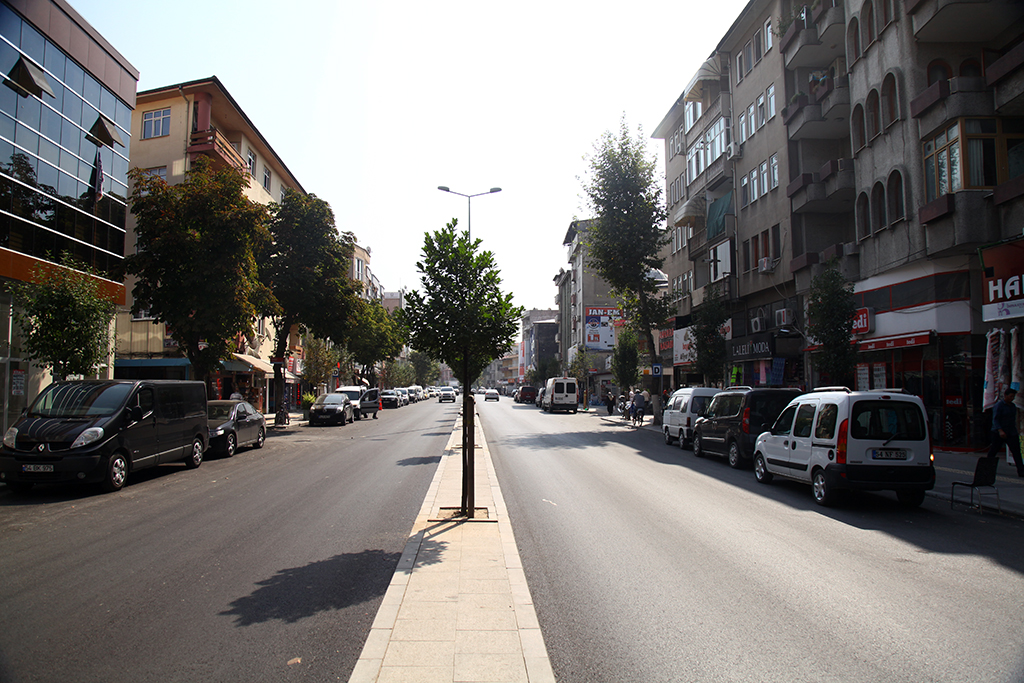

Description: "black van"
0 380 208 493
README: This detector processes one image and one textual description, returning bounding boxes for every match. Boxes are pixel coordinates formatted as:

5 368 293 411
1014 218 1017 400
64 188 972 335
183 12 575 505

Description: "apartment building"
116 76 305 411
0 0 137 429
351 243 382 302
658 0 1024 447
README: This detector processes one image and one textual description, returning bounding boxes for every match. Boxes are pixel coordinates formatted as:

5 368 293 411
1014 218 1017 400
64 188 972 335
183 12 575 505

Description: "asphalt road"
482 399 1024 683
0 399 453 683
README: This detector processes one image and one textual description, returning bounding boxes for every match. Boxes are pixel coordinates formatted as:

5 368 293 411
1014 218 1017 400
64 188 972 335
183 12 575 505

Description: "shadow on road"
398 455 441 466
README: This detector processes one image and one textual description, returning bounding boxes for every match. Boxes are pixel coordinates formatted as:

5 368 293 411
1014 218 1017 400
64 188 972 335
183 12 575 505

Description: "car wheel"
693 433 704 458
896 489 926 508
753 452 773 484
102 452 129 492
254 427 265 449
184 437 204 469
664 429 673 445
679 434 688 450
225 432 237 458
727 441 743 469
812 469 835 506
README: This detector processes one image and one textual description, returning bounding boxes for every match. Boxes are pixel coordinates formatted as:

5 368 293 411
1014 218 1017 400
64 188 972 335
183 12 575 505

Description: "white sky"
72 0 749 312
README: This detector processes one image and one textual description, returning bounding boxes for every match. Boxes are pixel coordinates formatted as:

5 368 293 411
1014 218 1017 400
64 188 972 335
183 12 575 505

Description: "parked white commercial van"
662 387 719 448
542 377 578 414
752 388 935 507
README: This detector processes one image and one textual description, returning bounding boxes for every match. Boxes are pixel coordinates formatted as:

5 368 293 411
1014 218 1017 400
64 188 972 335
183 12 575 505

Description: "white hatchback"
662 387 719 448
752 388 935 507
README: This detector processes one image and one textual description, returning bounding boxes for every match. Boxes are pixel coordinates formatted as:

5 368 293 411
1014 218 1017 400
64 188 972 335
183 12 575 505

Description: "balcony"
187 127 246 172
816 76 850 123
910 77 992 136
920 190 999 256
987 41 1024 114
906 0 1024 43
784 91 849 141
789 160 855 213
783 2 845 70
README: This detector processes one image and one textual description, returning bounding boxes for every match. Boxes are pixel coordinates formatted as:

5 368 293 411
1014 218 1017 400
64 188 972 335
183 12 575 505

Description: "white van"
662 387 719 448
542 377 578 414
752 388 935 507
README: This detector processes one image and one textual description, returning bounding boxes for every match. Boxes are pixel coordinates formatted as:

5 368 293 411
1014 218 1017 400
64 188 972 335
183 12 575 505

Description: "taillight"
686 417 691 428
742 407 751 434
837 418 848 464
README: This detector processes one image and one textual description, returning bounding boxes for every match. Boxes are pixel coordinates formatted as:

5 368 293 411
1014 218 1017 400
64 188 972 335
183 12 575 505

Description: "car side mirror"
128 406 143 422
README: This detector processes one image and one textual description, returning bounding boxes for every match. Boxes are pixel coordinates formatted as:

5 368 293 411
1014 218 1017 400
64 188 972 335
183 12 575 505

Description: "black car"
692 386 803 468
381 390 401 409
308 393 354 426
208 400 266 457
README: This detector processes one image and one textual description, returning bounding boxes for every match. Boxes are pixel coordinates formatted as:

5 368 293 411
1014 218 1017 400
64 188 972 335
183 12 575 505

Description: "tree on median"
402 221 522 516
126 156 273 389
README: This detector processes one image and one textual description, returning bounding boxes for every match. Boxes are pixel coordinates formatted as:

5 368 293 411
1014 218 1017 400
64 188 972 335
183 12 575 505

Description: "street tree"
410 350 440 387
348 299 406 386
403 221 522 516
127 156 273 389
380 358 415 388
262 188 362 410
9 254 117 381
299 334 340 391
567 345 593 407
611 326 642 394
806 258 857 387
692 283 727 385
582 117 673 412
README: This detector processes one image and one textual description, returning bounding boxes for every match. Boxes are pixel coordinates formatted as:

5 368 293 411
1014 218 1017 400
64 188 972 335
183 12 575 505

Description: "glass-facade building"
0 0 136 430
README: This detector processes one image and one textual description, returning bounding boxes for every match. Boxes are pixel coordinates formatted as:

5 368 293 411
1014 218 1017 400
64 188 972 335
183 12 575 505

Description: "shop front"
727 332 804 388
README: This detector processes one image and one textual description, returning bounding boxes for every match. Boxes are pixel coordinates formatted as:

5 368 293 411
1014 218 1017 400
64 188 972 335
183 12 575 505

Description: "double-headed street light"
437 186 502 241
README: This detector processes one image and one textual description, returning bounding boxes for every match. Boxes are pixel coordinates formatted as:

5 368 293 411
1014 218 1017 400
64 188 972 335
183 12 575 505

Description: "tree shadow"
397 455 441 466
220 548 401 626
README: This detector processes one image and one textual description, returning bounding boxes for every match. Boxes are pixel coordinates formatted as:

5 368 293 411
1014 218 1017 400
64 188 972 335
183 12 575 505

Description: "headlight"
211 426 225 436
3 427 17 449
71 427 104 449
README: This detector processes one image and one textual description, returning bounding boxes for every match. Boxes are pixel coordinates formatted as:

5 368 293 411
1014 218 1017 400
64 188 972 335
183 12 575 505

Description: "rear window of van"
850 400 926 441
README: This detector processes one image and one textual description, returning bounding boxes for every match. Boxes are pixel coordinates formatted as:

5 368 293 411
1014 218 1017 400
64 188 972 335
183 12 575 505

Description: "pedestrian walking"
987 387 1024 477
603 392 614 415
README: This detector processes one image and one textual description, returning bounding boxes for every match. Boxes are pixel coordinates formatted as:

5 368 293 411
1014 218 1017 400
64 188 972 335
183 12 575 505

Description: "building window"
856 192 871 239
705 117 728 162
744 42 754 74
769 154 779 189
741 174 749 206
960 59 983 78
142 108 170 139
760 161 769 195
881 0 892 27
852 105 866 150
749 169 759 202
247 150 257 176
739 113 748 143
764 18 773 52
866 90 881 139
263 166 271 191
927 60 951 86
736 51 745 83
771 224 781 259
757 94 766 128
280 186 287 203
872 182 886 231
848 19 861 60
766 84 776 119
687 140 706 184
743 240 751 272
881 74 899 128
354 257 365 282
146 166 167 182
863 1 876 44
923 118 1024 201
685 101 703 132
748 103 756 134
887 170 905 222
753 30 763 62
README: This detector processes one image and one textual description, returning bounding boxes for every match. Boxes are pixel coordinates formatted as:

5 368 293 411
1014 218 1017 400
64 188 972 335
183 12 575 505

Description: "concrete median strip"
348 412 555 683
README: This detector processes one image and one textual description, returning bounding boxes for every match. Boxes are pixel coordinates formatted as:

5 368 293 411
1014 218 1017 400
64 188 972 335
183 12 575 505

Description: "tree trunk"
273 315 294 419
644 329 664 426
461 355 475 518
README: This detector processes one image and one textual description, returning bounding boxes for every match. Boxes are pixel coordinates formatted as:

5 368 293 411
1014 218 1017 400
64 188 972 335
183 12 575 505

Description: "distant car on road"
308 393 354 426
516 387 537 404
484 389 499 402
380 390 400 409
438 387 457 403
208 400 266 457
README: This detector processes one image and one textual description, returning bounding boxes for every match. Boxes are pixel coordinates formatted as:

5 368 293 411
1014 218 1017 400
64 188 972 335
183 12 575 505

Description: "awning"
232 353 275 374
675 194 705 227
683 54 721 103
115 358 192 368
857 330 934 352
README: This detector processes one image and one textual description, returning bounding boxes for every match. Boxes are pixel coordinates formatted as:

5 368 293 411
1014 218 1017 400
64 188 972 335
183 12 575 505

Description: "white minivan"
752 388 935 507
662 387 719 448
542 377 578 414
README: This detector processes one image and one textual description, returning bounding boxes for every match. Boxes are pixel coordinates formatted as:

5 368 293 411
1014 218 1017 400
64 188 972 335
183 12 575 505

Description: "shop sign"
674 326 695 366
945 396 964 407
659 328 674 353
852 307 874 335
858 332 931 351
729 334 774 360
980 239 1024 321
585 307 621 351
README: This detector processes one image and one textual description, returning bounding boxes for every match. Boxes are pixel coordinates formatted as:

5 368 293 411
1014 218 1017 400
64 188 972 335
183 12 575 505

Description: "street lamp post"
436 184 501 518
437 186 501 242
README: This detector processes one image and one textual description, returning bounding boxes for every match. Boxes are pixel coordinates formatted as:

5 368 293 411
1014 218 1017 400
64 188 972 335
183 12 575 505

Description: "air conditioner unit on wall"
775 308 794 327
758 257 775 274
726 142 742 160
750 317 765 333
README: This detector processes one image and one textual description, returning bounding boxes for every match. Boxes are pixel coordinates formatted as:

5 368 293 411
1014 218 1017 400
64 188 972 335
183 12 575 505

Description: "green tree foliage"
611 327 642 393
806 259 857 386
692 283 727 385
127 156 273 387
299 334 339 389
526 357 560 387
410 350 440 387
262 188 362 404
567 345 594 406
9 254 116 381
348 299 406 385
582 117 673 370
380 358 415 388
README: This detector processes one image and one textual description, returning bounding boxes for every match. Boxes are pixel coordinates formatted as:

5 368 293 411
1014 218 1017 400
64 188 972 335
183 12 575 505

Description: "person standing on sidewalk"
988 388 1024 477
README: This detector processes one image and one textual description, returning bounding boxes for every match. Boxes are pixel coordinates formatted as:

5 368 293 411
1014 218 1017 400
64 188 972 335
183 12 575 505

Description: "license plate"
872 449 907 460
22 464 54 473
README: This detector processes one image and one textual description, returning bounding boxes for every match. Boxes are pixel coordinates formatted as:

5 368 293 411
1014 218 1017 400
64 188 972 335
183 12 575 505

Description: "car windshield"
338 390 361 400
29 383 133 418
850 400 926 441
315 394 347 405
208 403 235 420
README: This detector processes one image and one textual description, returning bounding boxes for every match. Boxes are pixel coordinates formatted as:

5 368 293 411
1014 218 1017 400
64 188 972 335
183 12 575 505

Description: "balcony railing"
188 127 246 172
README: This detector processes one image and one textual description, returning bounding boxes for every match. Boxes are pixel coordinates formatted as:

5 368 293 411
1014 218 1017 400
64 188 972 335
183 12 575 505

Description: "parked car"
692 386 803 468
208 400 266 457
662 387 719 448
335 386 379 419
535 388 546 407
308 393 354 426
381 390 401 409
438 387 456 403
396 388 410 406
542 377 578 413
0 380 207 493
516 387 538 404
484 389 500 402
753 388 935 507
